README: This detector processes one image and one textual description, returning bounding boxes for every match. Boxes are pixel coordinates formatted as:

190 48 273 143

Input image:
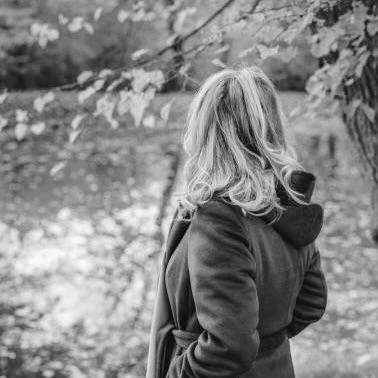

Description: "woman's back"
162 198 327 377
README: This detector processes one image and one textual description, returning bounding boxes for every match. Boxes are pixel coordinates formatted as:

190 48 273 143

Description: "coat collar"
171 171 323 250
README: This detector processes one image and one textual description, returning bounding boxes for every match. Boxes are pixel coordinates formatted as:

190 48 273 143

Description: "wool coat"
146 177 327 378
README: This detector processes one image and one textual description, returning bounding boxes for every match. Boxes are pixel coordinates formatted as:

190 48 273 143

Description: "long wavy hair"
173 66 304 221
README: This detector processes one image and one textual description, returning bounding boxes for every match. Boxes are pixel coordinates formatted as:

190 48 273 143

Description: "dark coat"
146 178 327 378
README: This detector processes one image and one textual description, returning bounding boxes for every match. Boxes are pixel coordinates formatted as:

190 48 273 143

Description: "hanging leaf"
256 44 279 60
276 46 298 63
129 92 149 127
30 122 46 135
179 63 191 76
160 100 173 126
143 115 155 128
361 103 375 123
214 44 230 55
94 7 103 21
77 70 93 85
94 95 116 121
106 117 119 129
69 129 83 143
174 7 196 33
131 49 149 61
0 115 8 130
15 123 28 140
83 22 94 35
346 99 361 119
238 46 255 59
33 91 55 113
0 91 8 104
58 14 69 25
211 58 227 68
78 86 96 103
68 17 84 32
118 10 130 23
16 109 28 123
99 70 112 78
71 114 87 130
355 51 370 77
50 161 66 176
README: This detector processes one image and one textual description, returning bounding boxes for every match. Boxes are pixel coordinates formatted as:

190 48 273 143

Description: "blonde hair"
173 66 304 221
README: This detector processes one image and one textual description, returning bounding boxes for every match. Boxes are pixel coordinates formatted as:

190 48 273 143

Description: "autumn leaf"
68 17 84 33
143 115 155 128
160 100 173 126
0 115 8 130
71 114 87 130
256 44 279 60
361 103 375 123
118 10 130 23
30 122 46 135
0 91 8 104
211 58 227 68
94 7 103 21
16 109 28 123
33 92 55 113
131 49 149 61
15 123 28 140
50 161 66 176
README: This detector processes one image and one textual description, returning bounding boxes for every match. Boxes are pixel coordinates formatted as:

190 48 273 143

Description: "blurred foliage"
0 91 377 377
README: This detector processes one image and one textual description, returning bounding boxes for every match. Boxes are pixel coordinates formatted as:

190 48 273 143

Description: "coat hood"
261 170 323 248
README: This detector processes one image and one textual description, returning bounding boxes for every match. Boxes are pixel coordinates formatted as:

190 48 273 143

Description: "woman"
146 66 327 378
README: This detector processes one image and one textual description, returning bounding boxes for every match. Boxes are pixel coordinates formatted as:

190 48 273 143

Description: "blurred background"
0 0 377 377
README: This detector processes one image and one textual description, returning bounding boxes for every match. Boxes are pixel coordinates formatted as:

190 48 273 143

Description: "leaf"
179 63 191 76
94 7 103 21
211 58 227 68
106 117 119 129
174 7 196 33
77 70 93 85
58 14 69 25
160 100 173 126
71 114 87 129
30 122 46 135
238 46 255 59
94 95 116 120
68 17 84 33
345 99 361 119
367 20 378 37
118 10 130 23
99 70 112 78
355 51 370 77
16 109 28 123
256 44 279 60
83 22 94 35
0 91 8 104
15 123 28 140
277 46 298 63
33 91 55 113
213 44 230 55
0 115 8 130
129 93 149 127
143 115 155 128
361 103 375 123
131 49 149 61
69 129 82 143
50 161 66 176
78 86 97 103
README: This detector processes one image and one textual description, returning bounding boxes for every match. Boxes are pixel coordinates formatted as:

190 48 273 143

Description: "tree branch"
58 0 242 91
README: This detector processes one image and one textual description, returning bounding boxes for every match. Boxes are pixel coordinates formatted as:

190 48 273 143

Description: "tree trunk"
316 0 378 241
